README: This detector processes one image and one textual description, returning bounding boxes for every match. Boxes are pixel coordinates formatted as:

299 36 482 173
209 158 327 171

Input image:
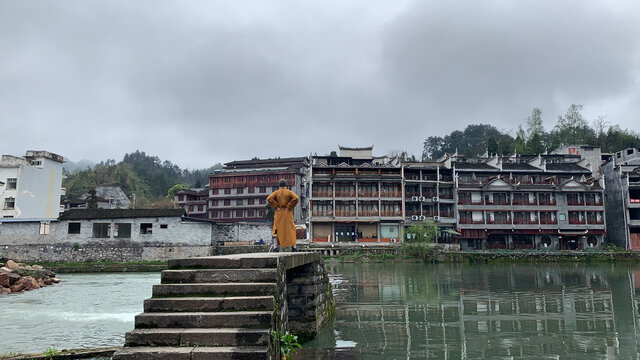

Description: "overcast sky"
1 0 639 168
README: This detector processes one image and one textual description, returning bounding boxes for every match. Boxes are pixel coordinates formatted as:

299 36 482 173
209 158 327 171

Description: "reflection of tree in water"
314 263 640 359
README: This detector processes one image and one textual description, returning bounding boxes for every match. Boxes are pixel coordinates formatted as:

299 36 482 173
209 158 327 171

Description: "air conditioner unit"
419 215 426 221
433 216 440 221
411 196 419 201
411 215 419 221
418 196 426 201
432 197 439 202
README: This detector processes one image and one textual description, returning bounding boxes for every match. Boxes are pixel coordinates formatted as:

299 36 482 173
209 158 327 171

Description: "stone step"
152 282 276 297
168 256 278 270
161 268 279 284
125 328 270 347
113 346 269 360
144 296 275 312
135 311 273 329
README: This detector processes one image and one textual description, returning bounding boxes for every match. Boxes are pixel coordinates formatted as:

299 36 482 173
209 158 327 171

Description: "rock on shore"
0 260 60 295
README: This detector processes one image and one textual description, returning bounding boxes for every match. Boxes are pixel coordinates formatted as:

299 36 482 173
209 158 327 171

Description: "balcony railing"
406 210 420 216
567 200 585 206
438 193 454 199
487 219 511 224
588 219 604 225
512 199 537 206
540 219 558 225
312 210 334 217
359 210 380 217
568 218 586 224
405 192 420 198
380 191 402 198
335 210 356 217
458 199 483 205
358 190 379 197
585 200 603 206
459 219 485 224
312 191 332 197
513 219 538 225
538 199 557 206
380 210 402 217
335 191 356 197
440 212 455 218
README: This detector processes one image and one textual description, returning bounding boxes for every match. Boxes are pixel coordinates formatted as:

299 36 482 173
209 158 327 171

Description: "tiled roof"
545 163 590 172
501 163 540 171
454 162 497 170
59 208 186 220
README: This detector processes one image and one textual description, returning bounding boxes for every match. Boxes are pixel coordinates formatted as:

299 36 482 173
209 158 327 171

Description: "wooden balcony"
312 210 333 217
512 199 537 206
335 210 356 217
358 190 379 198
459 219 485 224
585 200 603 206
568 219 586 225
312 191 332 198
380 191 402 198
538 200 557 206
380 210 402 217
513 219 539 225
335 191 356 198
540 219 558 225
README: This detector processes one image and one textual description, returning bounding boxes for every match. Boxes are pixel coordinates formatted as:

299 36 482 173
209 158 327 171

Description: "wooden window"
68 222 81 234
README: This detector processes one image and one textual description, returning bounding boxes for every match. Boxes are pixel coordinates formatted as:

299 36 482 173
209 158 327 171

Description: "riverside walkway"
113 252 333 360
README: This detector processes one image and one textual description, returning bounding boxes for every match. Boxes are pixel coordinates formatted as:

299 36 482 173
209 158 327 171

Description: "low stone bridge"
113 252 334 360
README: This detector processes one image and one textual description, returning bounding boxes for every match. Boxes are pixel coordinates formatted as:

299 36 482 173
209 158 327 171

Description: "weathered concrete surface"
114 252 333 360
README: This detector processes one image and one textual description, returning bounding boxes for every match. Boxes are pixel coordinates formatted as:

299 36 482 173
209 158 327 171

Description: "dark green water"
305 262 640 360
3 264 640 359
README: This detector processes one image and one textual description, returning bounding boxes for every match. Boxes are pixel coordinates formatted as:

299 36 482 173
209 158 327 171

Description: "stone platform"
113 252 333 360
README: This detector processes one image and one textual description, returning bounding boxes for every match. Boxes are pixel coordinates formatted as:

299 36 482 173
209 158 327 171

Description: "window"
211 189 219 195
210 211 218 218
247 210 255 217
39 222 50 235
160 224 168 229
211 200 218 207
68 222 81 234
559 213 566 221
93 223 111 238
140 223 153 234
236 199 243 205
4 197 15 210
236 210 244 218
6 178 17 190
223 211 231 218
114 223 132 238
248 187 255 193
224 189 231 195
248 198 255 205
237 188 244 194
224 200 231 206
260 187 266 193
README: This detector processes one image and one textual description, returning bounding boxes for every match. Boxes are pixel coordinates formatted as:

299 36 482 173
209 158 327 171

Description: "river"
2 264 640 359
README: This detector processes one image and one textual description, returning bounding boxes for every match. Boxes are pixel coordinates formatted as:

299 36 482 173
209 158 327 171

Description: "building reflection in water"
306 263 640 359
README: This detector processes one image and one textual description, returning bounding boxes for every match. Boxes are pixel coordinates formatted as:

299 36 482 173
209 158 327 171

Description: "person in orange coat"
267 179 299 252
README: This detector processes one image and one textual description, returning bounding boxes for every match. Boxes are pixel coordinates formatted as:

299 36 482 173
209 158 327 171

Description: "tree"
550 104 596 150
510 125 526 154
487 137 499 155
404 223 438 243
525 107 546 154
87 189 98 209
166 184 189 199
263 204 274 222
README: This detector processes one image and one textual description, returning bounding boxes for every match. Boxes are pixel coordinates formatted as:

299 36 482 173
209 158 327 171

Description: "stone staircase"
113 257 280 360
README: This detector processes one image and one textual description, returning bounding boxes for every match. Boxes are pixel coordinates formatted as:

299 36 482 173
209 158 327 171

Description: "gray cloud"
1 0 639 167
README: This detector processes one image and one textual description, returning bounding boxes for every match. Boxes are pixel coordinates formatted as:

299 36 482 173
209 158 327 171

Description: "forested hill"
63 150 222 206
423 104 640 160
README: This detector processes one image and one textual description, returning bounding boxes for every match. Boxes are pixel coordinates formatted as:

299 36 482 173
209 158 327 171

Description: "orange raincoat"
267 187 299 248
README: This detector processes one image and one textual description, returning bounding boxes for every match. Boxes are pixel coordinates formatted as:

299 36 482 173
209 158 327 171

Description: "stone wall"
211 221 272 244
0 218 274 262
1 241 211 263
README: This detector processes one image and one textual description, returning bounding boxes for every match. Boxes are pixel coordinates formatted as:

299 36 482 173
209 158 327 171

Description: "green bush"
404 222 438 243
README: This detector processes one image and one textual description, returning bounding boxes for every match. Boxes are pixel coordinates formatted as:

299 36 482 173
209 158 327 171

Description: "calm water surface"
3 264 640 360
0 272 159 354
305 262 640 360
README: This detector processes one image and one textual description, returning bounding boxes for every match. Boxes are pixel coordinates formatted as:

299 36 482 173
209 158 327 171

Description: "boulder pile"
0 260 60 295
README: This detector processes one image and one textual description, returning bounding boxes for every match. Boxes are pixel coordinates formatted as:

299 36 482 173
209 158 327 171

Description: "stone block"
144 296 274 313
135 311 272 329
0 273 9 287
112 346 192 360
191 347 269 360
152 283 276 297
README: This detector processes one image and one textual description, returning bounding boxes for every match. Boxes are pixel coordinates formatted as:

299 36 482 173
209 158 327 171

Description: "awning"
443 229 462 235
